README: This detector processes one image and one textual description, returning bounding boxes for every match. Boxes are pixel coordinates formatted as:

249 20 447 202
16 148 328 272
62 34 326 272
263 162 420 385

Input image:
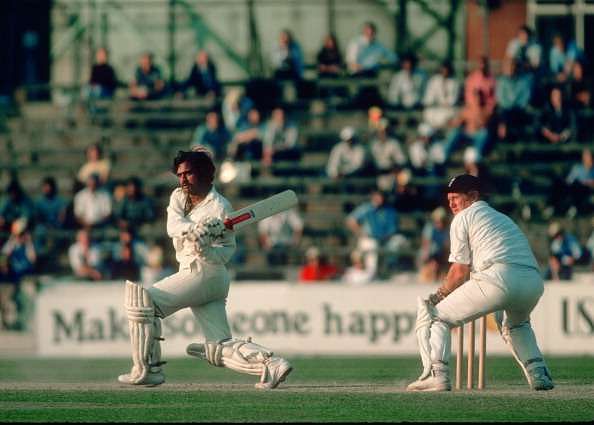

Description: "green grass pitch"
0 356 592 422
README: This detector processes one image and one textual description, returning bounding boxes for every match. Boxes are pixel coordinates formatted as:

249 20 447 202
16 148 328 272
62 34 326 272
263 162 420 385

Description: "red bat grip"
224 212 253 230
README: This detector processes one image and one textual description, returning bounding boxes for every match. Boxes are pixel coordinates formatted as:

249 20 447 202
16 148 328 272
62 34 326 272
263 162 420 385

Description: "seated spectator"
422 60 461 130
271 29 304 82
73 174 112 228
367 106 384 132
262 107 301 167
0 218 37 330
417 207 449 284
227 107 264 161
112 176 155 231
387 53 427 109
110 229 148 281
464 56 496 119
258 208 303 266
0 178 35 235
505 25 542 75
408 122 446 178
178 50 221 100
222 88 254 133
545 222 583 281
549 33 581 79
316 33 344 78
342 250 374 286
346 21 396 77
87 47 118 100
539 86 573 144
68 229 105 281
298 247 339 283
129 52 166 100
346 190 408 278
141 244 173 285
443 103 490 164
496 59 533 140
550 148 594 217
77 143 111 186
326 126 367 179
391 168 421 212
33 176 67 260
370 119 407 175
190 110 231 161
566 61 591 110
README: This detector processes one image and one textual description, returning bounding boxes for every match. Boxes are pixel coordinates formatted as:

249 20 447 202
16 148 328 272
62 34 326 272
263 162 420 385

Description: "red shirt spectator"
298 247 338 283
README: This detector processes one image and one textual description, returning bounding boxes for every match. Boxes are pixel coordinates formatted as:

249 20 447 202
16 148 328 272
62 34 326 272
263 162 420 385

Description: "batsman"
118 147 293 389
407 174 554 392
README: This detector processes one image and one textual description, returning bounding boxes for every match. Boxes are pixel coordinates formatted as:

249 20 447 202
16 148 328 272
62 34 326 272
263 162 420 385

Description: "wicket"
455 315 487 390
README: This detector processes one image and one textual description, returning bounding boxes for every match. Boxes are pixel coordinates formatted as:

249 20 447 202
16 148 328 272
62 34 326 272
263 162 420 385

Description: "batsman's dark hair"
171 148 216 184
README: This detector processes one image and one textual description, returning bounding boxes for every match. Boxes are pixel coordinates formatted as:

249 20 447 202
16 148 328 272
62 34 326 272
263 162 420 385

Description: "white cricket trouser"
429 263 546 371
147 261 232 341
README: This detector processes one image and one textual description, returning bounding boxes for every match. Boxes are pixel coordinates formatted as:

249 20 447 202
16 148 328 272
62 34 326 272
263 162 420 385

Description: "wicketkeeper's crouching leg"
118 280 166 386
186 338 293 390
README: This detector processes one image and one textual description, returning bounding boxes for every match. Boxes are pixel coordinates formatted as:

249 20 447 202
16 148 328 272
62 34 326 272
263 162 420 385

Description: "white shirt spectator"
326 140 366 178
370 135 406 171
423 73 460 129
68 241 103 276
257 208 303 247
387 69 427 108
73 188 112 226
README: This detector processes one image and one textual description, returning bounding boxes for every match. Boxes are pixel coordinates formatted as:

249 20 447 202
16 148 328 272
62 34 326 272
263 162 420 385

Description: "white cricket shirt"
448 200 539 272
166 187 236 268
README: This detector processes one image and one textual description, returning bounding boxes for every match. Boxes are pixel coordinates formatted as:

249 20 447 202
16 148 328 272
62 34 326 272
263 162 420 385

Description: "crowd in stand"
1 22 594 330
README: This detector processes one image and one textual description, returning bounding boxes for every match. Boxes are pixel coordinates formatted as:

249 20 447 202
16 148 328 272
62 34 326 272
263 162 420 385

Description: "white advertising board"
35 281 594 357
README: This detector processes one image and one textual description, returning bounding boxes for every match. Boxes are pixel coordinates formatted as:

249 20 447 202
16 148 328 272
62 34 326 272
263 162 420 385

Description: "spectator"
227 107 264 161
0 178 35 235
387 53 427 109
87 47 118 99
464 56 496 118
110 229 148 281
326 126 367 179
505 25 542 75
496 59 533 140
567 61 591 110
391 168 421 212
129 52 166 100
141 244 173 285
316 33 344 78
262 107 300 167
549 34 581 78
346 190 408 278
422 61 461 130
190 110 231 161
408 122 446 178
545 222 583 281
178 50 221 100
271 29 304 81
68 229 105 281
342 250 375 286
33 176 67 261
73 174 112 228
298 246 339 283
258 208 303 266
112 176 155 231
345 21 397 77
539 86 573 144
550 148 594 217
222 88 254 133
0 218 37 329
417 207 449 284
370 119 407 174
443 101 491 163
367 106 384 132
77 143 111 185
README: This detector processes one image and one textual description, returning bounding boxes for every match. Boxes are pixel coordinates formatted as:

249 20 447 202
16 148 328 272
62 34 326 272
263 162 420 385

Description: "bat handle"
224 218 234 230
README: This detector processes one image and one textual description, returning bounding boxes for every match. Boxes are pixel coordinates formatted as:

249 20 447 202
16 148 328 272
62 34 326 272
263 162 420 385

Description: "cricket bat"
224 190 298 231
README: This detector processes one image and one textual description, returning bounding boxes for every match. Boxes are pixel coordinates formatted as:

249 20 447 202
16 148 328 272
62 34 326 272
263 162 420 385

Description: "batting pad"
124 280 162 384
202 338 274 380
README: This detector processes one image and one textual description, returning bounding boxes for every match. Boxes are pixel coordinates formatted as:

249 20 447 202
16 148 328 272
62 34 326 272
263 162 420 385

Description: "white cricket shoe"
406 370 451 392
254 357 293 390
529 366 554 391
118 371 165 386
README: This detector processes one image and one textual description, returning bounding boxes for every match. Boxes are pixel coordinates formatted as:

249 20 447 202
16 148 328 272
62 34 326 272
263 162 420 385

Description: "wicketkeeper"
118 147 293 389
407 174 554 392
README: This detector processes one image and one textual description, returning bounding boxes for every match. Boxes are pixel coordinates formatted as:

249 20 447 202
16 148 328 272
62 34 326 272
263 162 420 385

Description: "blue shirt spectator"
179 50 221 98
271 29 304 80
347 191 399 242
346 22 397 77
0 179 35 234
549 35 581 76
191 111 231 161
496 60 532 110
546 222 583 281
35 177 67 229
129 52 166 100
